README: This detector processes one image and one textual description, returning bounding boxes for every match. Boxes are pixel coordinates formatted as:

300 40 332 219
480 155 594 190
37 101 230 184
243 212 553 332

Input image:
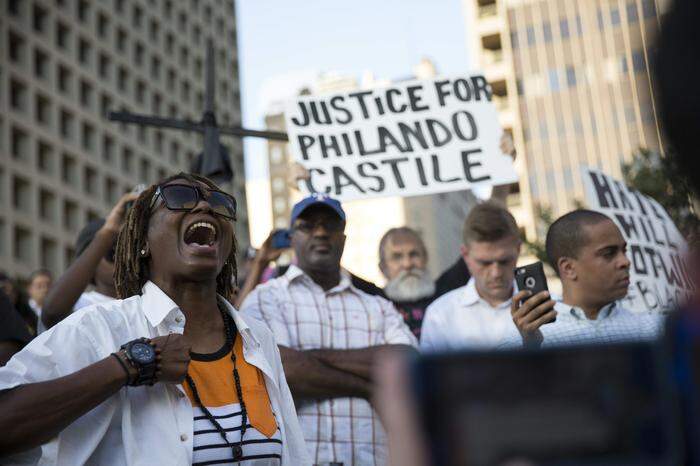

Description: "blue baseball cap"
290 193 346 227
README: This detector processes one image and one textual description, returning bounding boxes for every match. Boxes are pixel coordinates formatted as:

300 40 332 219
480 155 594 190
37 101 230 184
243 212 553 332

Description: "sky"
235 0 473 182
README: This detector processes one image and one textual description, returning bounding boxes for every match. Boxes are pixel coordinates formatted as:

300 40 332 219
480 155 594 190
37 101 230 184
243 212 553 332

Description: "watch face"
131 342 155 364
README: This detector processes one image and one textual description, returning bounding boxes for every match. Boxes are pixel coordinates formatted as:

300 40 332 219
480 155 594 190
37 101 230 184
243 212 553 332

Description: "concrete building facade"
464 0 666 238
1 0 247 278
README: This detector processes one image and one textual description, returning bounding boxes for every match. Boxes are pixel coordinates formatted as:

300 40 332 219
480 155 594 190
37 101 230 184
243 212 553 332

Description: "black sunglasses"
151 183 237 220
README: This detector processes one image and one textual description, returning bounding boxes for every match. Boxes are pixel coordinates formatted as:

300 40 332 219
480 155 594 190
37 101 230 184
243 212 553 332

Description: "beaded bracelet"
111 352 134 385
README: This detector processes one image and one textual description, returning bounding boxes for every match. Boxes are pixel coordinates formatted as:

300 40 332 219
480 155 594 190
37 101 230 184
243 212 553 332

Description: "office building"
464 0 667 238
1 0 247 278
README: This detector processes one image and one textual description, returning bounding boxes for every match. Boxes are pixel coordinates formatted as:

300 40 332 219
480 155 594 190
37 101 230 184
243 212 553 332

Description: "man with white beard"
379 227 437 339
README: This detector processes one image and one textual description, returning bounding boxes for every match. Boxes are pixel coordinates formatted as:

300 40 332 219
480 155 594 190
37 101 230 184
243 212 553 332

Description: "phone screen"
271 229 291 249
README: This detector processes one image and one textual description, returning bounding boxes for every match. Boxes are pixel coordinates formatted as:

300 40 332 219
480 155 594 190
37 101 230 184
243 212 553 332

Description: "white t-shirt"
28 299 46 334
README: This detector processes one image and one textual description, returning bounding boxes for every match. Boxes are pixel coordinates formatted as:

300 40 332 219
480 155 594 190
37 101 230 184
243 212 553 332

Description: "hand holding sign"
284 75 518 202
499 131 516 159
287 162 310 191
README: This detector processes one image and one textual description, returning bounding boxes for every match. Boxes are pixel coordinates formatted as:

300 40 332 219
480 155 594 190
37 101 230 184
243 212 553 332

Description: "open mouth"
184 221 218 247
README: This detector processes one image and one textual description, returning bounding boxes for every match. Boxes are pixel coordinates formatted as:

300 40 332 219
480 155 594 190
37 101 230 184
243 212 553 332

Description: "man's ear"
460 244 469 261
339 233 347 254
379 259 388 279
558 256 577 281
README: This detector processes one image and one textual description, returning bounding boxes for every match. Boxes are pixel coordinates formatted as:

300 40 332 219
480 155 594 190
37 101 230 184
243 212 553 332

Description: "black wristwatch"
120 338 157 386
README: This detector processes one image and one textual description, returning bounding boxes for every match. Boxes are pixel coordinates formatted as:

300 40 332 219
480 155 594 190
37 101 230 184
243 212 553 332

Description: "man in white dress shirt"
421 202 522 351
510 209 662 348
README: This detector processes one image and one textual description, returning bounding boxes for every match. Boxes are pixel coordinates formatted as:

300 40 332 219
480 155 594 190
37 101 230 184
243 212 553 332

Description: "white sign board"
582 167 694 313
284 75 518 202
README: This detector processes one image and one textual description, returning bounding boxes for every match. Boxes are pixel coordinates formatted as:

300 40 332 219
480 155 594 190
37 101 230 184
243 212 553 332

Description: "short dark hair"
462 201 519 245
28 268 52 283
378 227 427 264
545 210 612 275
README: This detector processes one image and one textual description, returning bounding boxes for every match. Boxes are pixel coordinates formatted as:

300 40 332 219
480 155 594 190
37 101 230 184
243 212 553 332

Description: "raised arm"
234 231 283 308
42 228 116 329
42 193 137 329
489 131 518 206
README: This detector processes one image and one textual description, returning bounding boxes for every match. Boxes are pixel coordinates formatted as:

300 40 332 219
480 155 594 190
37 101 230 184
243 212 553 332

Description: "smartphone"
514 261 548 300
271 229 291 249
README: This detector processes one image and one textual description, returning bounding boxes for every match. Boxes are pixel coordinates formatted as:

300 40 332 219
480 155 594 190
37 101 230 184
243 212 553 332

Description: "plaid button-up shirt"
241 265 417 466
499 301 663 348
538 301 663 347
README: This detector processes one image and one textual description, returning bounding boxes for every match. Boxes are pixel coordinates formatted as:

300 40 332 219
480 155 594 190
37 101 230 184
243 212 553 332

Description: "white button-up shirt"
420 278 516 351
499 301 663 348
240 265 416 466
28 299 46 334
0 281 310 466
72 290 114 311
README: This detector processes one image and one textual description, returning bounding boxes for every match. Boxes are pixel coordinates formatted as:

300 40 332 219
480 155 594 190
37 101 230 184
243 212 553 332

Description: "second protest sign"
583 167 694 313
284 74 518 202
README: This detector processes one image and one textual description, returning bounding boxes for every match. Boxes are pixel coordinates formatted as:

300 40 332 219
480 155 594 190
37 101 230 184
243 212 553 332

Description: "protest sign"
284 75 518 202
582 167 694 313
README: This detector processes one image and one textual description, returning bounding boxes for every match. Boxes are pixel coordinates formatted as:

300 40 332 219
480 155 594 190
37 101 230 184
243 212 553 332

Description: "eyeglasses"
151 183 237 220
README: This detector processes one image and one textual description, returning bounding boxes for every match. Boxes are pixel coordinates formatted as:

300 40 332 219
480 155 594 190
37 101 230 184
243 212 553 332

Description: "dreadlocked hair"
114 172 238 300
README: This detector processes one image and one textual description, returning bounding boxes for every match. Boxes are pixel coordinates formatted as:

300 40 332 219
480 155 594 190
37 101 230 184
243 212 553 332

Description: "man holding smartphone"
421 202 522 351
509 210 662 348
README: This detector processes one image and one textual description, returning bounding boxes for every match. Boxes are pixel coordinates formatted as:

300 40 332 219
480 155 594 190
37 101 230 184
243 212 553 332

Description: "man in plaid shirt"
241 194 417 466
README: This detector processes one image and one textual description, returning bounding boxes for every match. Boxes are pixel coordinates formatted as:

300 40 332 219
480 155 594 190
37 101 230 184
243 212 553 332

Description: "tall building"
464 0 666 238
263 61 481 285
1 0 247 278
